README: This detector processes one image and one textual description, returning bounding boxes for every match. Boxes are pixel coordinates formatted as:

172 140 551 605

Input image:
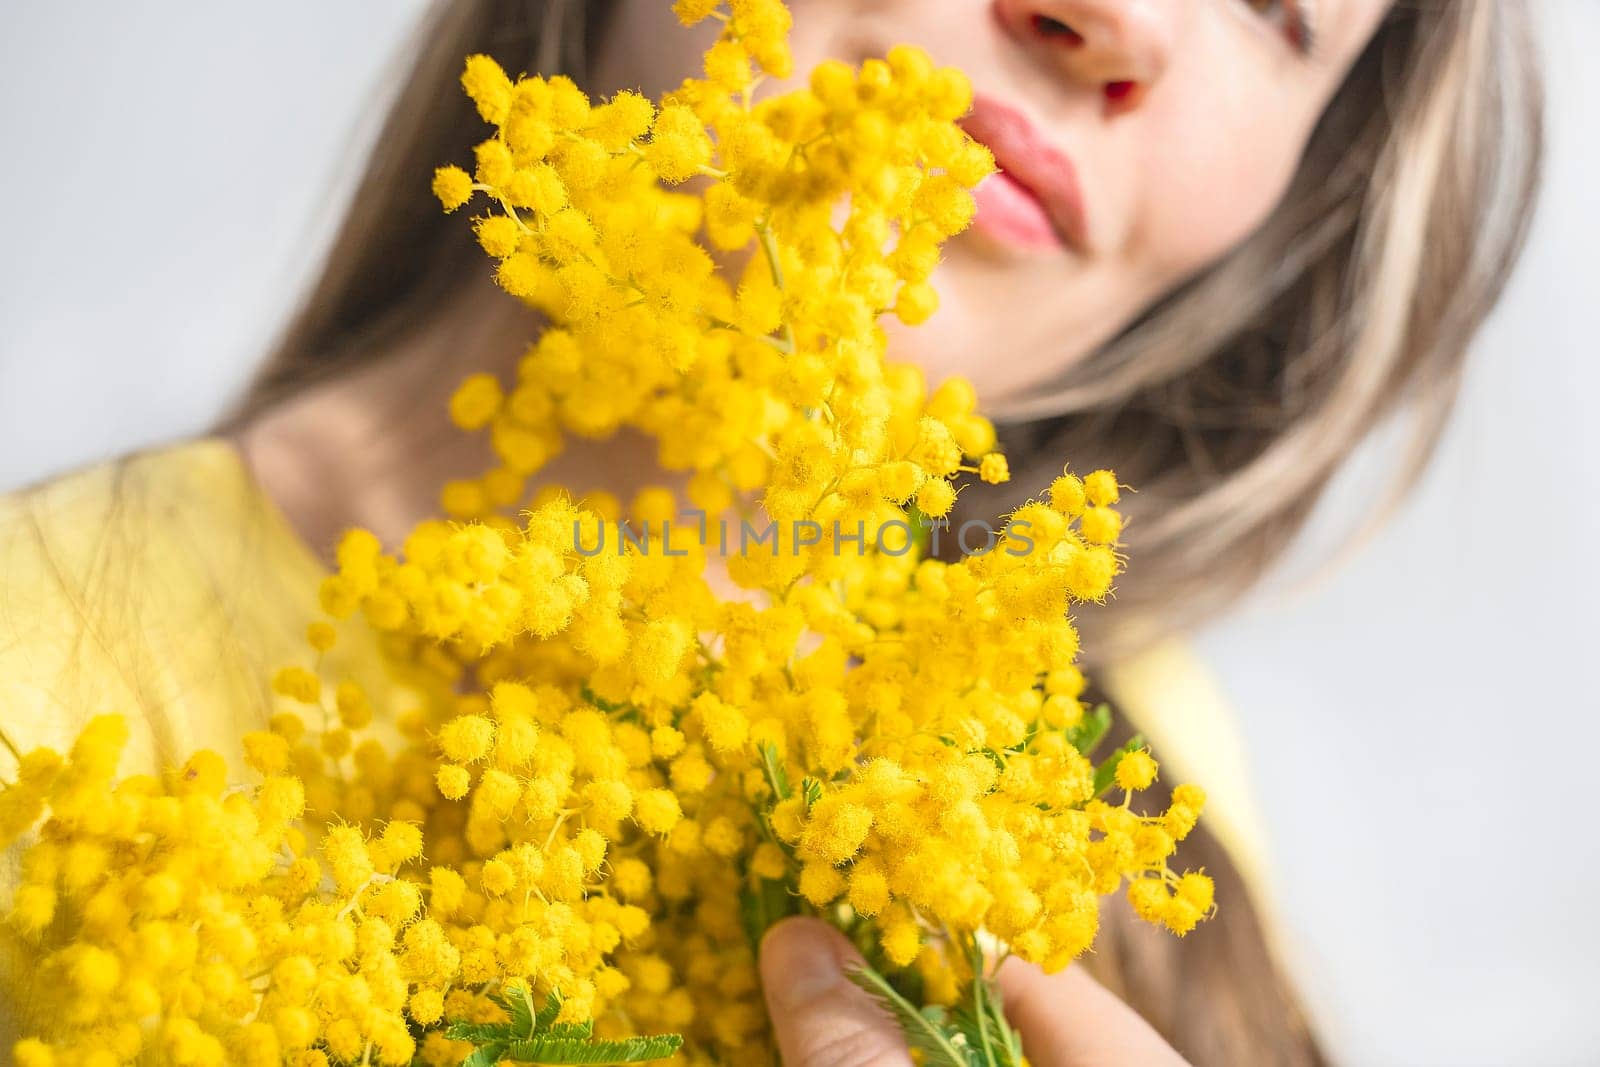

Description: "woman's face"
598 0 1393 408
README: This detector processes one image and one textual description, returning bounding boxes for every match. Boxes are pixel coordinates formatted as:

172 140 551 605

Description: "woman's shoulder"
0 436 299 571
0 438 330 769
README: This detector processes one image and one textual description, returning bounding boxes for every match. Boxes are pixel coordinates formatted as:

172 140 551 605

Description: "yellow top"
0 438 1276 1034
0 438 406 771
0 439 400 1041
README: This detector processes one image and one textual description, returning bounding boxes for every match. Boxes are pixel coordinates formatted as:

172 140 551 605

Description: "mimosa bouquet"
0 2 1213 1064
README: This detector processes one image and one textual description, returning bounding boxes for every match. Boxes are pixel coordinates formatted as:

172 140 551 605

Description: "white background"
2 3 1596 1064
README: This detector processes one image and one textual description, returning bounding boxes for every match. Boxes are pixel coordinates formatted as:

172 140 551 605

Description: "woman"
0 0 1541 1063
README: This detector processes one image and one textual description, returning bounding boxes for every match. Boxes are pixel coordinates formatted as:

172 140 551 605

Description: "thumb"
759 917 914 1067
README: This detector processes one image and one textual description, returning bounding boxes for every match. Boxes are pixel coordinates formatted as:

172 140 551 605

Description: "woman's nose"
992 0 1176 110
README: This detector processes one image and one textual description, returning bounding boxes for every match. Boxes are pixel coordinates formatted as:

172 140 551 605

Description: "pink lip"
960 94 1089 254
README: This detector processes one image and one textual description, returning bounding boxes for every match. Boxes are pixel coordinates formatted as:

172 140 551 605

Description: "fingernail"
762 920 845 1008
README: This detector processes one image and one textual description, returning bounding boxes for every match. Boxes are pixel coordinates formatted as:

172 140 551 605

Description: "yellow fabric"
0 438 405 766
1100 641 1275 904
0 438 1277 1034
0 438 398 1041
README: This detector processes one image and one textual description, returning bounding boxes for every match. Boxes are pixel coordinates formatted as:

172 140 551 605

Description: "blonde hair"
223 1 1543 1061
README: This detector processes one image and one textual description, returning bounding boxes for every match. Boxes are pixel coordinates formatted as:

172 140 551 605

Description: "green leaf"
800 777 823 810
845 964 978 1067
490 982 536 1038
759 741 790 801
503 1033 684 1063
740 874 798 953
904 503 934 558
579 684 632 715
989 995 1025 1067
1093 734 1145 798
947 1011 985 1067
448 1022 512 1044
534 990 568 1031
1065 703 1112 756
952 976 1026 1067
461 1043 507 1067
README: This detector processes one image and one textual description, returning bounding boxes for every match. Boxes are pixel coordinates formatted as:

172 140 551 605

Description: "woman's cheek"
883 253 1128 402
1134 116 1307 286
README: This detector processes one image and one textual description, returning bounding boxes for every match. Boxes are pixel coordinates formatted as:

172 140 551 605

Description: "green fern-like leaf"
534 989 566 1031
844 964 977 1067
950 977 1025 1067
1066 703 1112 756
904 503 935 556
759 741 791 800
740 874 800 953
503 1033 684 1063
448 1021 512 1044
460 1043 507 1067
486 983 537 1039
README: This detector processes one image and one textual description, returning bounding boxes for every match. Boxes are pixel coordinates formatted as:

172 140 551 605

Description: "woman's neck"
231 282 666 561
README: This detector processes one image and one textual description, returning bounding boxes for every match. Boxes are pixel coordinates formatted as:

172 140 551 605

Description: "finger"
997 956 1187 1067
759 917 915 1067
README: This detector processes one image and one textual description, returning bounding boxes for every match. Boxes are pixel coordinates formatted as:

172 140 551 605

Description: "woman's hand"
759 917 1190 1067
